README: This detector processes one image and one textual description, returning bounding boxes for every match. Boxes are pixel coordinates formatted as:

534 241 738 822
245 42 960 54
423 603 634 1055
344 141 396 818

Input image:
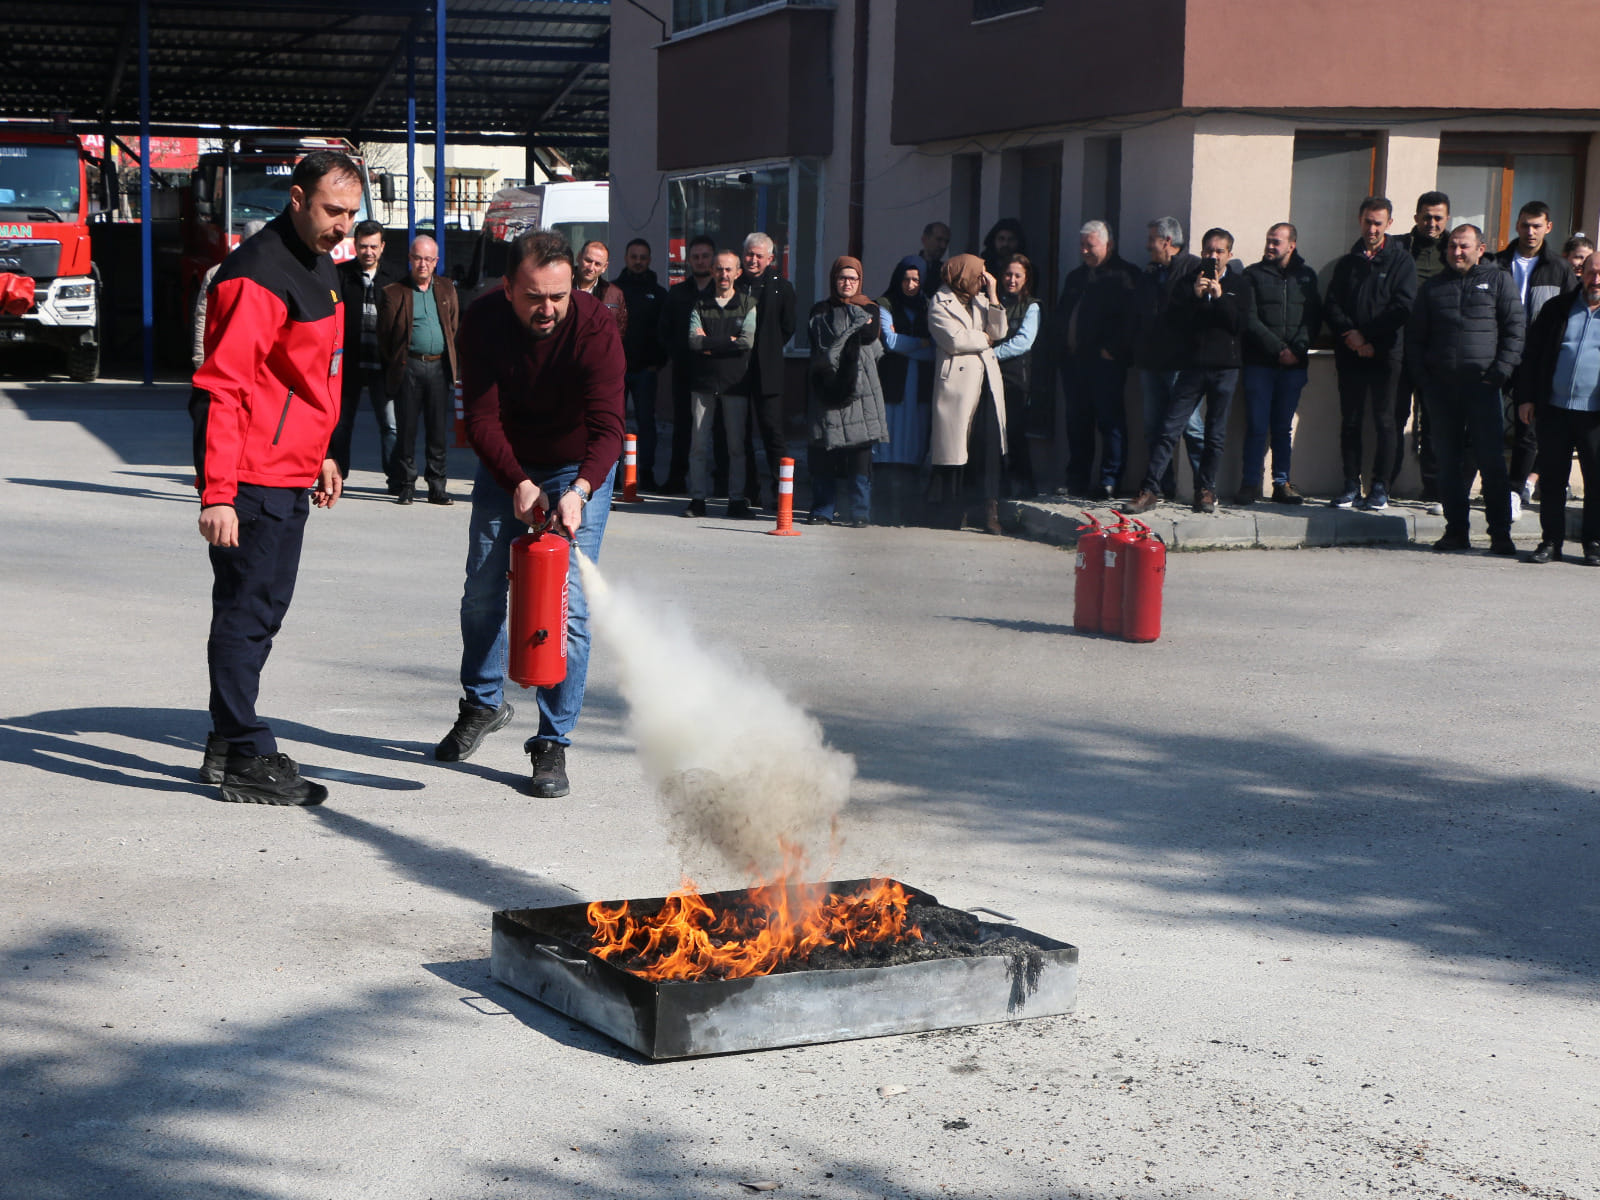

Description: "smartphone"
1203 259 1220 281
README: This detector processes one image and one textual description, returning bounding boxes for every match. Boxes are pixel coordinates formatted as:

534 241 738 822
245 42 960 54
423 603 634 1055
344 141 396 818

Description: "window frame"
1436 132 1589 250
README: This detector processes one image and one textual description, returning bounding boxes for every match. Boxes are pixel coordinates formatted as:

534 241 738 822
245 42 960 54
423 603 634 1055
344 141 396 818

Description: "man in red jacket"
434 229 625 798
189 150 361 806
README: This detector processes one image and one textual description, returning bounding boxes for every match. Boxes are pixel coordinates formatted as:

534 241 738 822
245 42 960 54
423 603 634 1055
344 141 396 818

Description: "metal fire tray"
489 879 1079 1060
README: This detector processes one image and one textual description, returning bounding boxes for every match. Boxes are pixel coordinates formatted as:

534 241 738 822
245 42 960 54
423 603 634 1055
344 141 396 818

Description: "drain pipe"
846 0 869 259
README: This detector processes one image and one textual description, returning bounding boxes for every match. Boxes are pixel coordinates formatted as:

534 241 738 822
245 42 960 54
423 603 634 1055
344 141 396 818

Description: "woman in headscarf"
927 253 1008 533
993 253 1041 497
805 256 888 527
872 256 934 523
981 217 1028 279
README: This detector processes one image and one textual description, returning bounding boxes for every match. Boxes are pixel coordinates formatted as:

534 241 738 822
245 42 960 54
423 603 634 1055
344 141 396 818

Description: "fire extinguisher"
1099 515 1139 638
507 512 571 688
1121 518 1167 644
1074 511 1106 633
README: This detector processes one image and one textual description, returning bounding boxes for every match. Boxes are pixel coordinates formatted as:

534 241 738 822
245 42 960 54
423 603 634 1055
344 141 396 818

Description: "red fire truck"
180 135 374 326
0 127 101 381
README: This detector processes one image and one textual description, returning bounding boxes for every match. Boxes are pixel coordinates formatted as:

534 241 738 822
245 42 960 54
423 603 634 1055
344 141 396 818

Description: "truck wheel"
66 339 100 383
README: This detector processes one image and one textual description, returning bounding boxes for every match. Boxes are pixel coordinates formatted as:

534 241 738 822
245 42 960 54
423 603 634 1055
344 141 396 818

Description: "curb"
1002 497 1578 552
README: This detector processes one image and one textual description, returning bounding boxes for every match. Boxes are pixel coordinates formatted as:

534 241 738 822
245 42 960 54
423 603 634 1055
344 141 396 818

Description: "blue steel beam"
434 0 445 267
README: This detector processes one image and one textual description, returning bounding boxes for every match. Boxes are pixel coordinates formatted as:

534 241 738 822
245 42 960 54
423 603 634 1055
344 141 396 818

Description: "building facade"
609 0 1600 495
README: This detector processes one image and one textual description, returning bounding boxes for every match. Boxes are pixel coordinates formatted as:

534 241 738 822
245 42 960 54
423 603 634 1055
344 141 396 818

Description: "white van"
461 182 610 302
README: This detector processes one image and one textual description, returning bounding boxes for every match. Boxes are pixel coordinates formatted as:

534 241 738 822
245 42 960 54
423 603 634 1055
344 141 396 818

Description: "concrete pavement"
2 380 1597 1200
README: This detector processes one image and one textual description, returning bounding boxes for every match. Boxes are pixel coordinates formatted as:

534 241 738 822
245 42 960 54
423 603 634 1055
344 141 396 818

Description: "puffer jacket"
1405 263 1525 387
807 300 888 450
1324 237 1418 359
1492 238 1577 323
1242 254 1321 366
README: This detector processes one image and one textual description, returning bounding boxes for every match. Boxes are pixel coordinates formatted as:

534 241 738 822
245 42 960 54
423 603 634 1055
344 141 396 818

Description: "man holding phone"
1125 228 1247 514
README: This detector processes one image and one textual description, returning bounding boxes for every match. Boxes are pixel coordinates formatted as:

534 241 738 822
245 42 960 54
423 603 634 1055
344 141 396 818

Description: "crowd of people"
596 195 1595 552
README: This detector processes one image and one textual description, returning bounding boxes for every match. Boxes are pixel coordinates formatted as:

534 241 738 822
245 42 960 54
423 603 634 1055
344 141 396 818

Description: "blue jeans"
625 368 659 482
1061 355 1127 493
808 444 872 521
1139 369 1202 496
458 460 615 747
1240 365 1308 489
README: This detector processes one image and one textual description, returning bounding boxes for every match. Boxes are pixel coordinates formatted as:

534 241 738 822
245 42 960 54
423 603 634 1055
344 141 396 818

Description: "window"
671 0 831 36
1289 133 1378 281
667 159 821 346
1437 134 1587 250
973 0 1042 21
950 153 983 257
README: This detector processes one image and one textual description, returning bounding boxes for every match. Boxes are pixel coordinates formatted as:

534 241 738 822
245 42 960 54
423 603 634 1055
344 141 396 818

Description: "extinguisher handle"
528 506 569 540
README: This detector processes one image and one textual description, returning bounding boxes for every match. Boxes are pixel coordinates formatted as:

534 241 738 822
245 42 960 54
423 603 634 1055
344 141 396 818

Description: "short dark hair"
1518 200 1553 223
688 234 716 253
922 221 950 237
1201 227 1234 251
1563 234 1593 255
626 237 651 254
353 219 384 241
506 229 573 278
1269 221 1298 243
1450 223 1486 247
1416 190 1450 212
1359 195 1393 218
292 150 361 197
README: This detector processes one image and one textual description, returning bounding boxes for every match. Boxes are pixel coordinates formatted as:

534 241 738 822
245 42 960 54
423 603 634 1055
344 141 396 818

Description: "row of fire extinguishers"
1074 513 1167 642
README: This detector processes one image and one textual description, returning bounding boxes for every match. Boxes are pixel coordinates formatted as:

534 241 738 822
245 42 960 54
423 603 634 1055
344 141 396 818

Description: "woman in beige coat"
927 254 1008 531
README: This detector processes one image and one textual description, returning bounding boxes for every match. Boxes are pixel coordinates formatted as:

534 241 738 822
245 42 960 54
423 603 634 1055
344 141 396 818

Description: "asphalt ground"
2 379 1597 1200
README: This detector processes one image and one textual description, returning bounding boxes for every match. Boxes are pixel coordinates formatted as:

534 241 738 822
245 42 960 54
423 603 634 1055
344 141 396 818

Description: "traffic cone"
767 457 801 536
620 433 640 503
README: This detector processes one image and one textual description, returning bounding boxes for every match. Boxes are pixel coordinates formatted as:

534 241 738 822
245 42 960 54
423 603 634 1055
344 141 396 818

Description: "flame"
585 846 923 981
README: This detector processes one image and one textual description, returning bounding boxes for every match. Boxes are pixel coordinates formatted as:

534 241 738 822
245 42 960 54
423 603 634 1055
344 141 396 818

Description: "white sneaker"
1509 490 1522 522
1427 502 1444 516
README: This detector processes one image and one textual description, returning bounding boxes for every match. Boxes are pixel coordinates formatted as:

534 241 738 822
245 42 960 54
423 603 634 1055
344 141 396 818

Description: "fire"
585 847 923 981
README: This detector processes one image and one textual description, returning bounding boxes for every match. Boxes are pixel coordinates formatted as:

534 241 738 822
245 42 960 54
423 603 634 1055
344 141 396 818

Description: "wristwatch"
568 483 591 505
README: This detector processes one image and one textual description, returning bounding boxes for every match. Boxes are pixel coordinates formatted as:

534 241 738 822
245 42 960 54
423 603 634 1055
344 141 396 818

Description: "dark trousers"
625 368 659 484
1509 401 1538 487
331 369 398 485
1424 377 1512 537
809 443 872 520
1394 379 1438 498
1143 367 1237 495
207 484 310 758
1336 353 1402 486
667 363 693 486
968 385 1005 503
748 390 786 501
1062 356 1127 494
1001 379 1036 496
395 356 450 491
1534 405 1600 546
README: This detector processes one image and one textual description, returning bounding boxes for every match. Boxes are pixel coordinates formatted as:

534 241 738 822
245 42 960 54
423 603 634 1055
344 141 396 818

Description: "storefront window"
667 159 821 347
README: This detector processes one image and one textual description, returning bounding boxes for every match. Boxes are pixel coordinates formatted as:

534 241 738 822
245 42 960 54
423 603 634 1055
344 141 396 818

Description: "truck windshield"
0 143 80 221
227 163 370 225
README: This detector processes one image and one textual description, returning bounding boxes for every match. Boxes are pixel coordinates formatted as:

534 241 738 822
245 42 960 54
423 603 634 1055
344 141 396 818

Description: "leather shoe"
427 490 454 506
1583 541 1600 567
1527 541 1562 563
396 485 414 505
1194 488 1217 514
1122 489 1161 515
1432 530 1470 552
1487 535 1517 557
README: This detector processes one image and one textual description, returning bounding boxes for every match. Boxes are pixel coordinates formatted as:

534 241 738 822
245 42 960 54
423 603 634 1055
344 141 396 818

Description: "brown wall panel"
1183 0 1600 109
656 8 834 172
891 0 1186 145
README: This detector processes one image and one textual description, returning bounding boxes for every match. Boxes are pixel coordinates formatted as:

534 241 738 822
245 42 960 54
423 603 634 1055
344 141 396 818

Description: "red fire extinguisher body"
1099 520 1139 637
1122 531 1167 643
507 531 570 688
1073 514 1106 632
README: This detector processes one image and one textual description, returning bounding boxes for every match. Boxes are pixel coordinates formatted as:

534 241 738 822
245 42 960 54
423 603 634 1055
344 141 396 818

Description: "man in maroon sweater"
434 230 626 797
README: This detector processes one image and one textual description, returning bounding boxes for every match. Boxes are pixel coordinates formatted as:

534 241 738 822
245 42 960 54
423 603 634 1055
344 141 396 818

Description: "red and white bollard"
620 433 640 503
767 457 801 537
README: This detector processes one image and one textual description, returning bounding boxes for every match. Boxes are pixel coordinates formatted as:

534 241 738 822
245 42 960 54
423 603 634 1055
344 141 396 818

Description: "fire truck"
0 127 101 381
180 135 374 327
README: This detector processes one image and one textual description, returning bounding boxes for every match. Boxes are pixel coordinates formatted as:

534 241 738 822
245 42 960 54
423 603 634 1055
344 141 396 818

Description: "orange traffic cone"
619 433 640 503
767 457 801 537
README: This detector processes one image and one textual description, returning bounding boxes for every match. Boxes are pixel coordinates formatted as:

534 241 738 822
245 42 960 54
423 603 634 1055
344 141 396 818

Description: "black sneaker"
681 498 707 518
727 498 752 519
435 698 514 762
1234 484 1261 506
527 741 570 798
396 484 414 506
1527 541 1562 563
218 753 327 806
199 731 229 784
1331 480 1360 509
1364 481 1390 511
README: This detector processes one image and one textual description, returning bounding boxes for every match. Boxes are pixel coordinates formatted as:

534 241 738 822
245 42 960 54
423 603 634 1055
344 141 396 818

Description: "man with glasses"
378 235 459 505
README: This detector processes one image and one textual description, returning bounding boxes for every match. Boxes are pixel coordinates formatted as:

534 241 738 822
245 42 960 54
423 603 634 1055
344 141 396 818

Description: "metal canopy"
0 0 610 147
